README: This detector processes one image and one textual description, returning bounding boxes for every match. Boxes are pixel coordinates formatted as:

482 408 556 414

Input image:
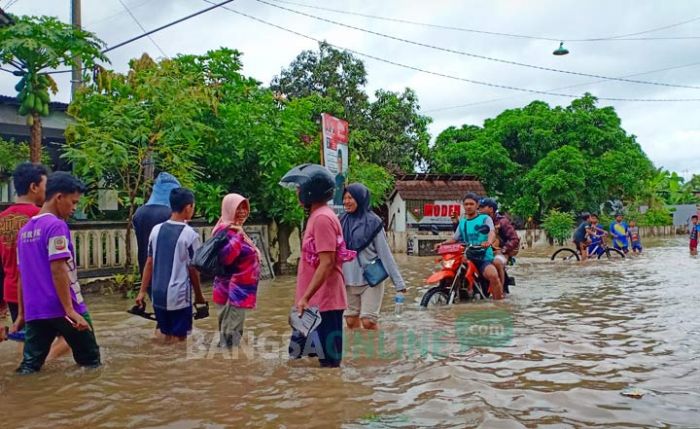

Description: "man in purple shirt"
11 172 100 374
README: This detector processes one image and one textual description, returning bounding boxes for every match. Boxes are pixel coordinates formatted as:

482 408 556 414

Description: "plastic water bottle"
394 294 405 317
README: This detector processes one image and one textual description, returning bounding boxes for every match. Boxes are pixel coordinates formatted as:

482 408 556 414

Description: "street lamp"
553 41 569 56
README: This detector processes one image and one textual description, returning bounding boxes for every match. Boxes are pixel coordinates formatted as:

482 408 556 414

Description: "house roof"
0 8 13 27
0 94 69 112
392 174 485 200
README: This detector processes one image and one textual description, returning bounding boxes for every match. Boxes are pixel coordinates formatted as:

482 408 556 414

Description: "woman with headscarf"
212 193 261 348
341 183 406 330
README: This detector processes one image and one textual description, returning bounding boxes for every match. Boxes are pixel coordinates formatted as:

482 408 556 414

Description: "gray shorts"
345 283 385 321
216 303 246 348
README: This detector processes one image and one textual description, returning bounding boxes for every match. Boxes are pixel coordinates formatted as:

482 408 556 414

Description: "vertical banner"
320 113 349 212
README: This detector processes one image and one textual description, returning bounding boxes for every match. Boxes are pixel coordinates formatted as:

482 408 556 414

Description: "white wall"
388 193 406 233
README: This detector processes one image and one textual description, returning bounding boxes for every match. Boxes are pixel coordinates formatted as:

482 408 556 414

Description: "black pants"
8 301 19 322
317 310 344 367
288 310 344 368
17 315 101 374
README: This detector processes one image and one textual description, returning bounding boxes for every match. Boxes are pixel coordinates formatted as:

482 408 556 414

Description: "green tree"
521 145 587 216
0 14 106 162
63 53 215 270
183 49 320 225
347 158 394 208
0 137 31 175
270 41 368 126
639 168 698 208
430 94 655 219
430 124 481 172
541 209 575 245
272 43 431 172
352 88 431 172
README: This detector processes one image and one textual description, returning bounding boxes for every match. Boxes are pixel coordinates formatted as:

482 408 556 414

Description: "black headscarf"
340 183 384 252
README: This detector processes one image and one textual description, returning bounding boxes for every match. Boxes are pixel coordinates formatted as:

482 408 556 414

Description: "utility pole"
70 0 82 99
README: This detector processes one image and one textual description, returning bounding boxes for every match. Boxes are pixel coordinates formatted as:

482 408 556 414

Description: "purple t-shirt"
17 213 87 322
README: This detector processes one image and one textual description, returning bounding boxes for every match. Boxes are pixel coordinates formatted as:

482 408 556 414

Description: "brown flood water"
1 237 699 428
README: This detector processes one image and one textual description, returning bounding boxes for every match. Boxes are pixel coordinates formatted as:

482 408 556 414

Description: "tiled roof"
393 174 485 200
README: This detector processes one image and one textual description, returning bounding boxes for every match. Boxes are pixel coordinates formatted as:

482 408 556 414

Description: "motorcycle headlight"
442 259 456 269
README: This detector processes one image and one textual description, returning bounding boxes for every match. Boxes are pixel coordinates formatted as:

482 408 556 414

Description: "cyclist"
587 214 608 257
478 198 519 290
572 212 591 261
436 192 503 300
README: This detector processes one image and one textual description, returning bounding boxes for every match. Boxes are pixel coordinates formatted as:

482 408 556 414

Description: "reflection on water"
1 238 699 428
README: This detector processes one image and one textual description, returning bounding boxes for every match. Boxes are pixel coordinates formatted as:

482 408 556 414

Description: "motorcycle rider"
435 192 503 300
478 198 519 291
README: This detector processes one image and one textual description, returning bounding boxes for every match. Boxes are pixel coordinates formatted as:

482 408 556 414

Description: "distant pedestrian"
690 215 699 256
628 220 643 254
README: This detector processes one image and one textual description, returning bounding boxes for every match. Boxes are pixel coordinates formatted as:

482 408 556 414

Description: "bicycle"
551 238 625 261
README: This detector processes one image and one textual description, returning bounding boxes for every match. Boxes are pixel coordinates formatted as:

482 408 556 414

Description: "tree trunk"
30 113 42 163
277 222 293 275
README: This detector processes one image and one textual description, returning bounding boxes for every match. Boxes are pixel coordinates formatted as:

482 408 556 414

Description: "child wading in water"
136 188 206 342
628 220 643 254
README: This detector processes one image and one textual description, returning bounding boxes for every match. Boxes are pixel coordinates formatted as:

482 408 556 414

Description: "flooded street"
1 237 699 428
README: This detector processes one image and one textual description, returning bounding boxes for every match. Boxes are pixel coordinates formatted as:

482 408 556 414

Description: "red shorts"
691 239 698 251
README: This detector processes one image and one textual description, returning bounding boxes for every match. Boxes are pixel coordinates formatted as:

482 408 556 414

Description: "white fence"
70 222 215 276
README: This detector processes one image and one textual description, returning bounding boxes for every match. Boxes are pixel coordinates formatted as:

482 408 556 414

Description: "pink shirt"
295 206 347 312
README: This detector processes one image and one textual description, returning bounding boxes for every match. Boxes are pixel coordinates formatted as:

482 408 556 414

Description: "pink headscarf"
213 193 260 259
213 193 249 233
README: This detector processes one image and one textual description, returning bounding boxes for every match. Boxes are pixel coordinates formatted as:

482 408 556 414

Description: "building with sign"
386 174 485 253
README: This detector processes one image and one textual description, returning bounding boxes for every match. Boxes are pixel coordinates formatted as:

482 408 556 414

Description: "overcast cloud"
2 0 699 177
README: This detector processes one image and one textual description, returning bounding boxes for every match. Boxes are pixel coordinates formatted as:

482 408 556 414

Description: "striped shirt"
148 220 201 310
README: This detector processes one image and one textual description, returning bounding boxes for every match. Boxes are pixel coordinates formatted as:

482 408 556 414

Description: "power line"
3 0 19 10
117 0 168 58
207 1 700 102
269 0 700 42
424 60 700 113
103 0 236 54
254 0 700 91
85 0 158 28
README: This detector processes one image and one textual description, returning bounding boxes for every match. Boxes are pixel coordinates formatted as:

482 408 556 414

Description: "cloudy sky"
2 0 699 177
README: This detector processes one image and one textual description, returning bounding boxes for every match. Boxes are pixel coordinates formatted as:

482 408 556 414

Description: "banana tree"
0 14 106 163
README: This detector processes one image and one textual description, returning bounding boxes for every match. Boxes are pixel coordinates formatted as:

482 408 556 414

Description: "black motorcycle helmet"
478 197 498 212
280 163 336 206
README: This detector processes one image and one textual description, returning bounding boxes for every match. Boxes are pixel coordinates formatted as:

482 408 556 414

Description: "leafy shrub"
542 209 575 246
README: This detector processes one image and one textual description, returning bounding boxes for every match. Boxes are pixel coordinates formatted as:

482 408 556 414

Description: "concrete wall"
387 225 681 254
518 226 679 249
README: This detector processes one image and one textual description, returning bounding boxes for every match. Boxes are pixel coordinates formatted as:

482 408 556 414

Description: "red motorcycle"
419 243 514 308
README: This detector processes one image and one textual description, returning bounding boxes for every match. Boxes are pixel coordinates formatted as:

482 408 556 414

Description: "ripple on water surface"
0 239 699 428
